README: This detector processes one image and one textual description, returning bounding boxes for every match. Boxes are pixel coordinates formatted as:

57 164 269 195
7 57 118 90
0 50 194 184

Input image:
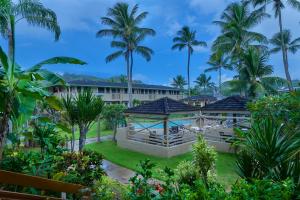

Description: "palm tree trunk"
187 48 191 97
8 16 15 63
127 52 133 108
78 126 87 152
219 66 222 95
128 51 134 107
278 8 293 91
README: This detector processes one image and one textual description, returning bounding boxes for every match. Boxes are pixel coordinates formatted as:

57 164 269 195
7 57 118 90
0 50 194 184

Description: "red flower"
155 184 164 194
137 188 143 195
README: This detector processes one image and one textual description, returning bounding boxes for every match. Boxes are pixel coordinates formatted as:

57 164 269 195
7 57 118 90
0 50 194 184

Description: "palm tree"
0 0 60 61
172 26 207 97
74 89 104 151
213 1 268 69
248 0 300 91
238 47 286 98
205 50 232 94
97 3 155 108
171 75 187 90
194 73 214 92
270 30 300 85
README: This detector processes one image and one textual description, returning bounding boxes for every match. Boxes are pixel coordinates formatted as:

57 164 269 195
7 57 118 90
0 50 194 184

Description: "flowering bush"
54 150 104 187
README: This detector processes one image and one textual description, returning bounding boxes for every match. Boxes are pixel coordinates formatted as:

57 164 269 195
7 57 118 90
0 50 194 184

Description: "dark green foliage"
128 159 157 200
230 179 294 200
102 104 126 141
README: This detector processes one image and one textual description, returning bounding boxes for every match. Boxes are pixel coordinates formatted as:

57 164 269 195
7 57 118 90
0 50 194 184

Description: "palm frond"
105 51 123 63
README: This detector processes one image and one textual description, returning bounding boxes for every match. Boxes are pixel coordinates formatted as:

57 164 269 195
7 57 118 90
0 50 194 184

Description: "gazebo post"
163 117 169 147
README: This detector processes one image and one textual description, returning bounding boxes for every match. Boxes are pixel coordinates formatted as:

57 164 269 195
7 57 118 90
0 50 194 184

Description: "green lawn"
85 141 238 186
60 123 113 140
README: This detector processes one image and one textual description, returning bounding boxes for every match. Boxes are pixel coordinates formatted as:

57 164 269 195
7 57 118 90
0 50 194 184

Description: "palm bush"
74 89 104 151
236 118 300 192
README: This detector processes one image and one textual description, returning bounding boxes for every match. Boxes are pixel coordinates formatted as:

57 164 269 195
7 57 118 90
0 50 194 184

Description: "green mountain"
62 73 143 84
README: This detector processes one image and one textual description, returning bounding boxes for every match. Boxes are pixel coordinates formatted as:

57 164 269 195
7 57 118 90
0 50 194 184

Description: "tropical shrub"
102 104 126 142
128 159 158 200
235 117 300 197
248 91 300 130
192 135 217 188
175 160 198 186
32 122 66 154
93 176 129 200
230 179 294 200
54 150 104 187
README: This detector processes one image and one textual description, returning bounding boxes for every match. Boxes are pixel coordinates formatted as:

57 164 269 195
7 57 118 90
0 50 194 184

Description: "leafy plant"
102 104 126 142
192 135 217 188
54 150 104 187
236 118 300 192
73 89 104 151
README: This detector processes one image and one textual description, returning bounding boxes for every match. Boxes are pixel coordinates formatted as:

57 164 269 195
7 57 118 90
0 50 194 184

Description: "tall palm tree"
205 50 232 94
0 0 60 62
238 47 286 98
172 26 207 97
97 3 155 107
171 75 187 90
194 73 214 92
270 30 300 85
213 1 269 69
248 0 300 91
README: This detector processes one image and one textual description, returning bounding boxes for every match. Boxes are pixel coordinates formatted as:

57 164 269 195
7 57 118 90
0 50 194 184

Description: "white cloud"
188 0 232 15
166 21 182 36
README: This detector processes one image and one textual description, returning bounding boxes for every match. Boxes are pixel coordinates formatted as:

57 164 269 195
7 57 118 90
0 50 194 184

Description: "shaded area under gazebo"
116 97 201 157
198 96 251 147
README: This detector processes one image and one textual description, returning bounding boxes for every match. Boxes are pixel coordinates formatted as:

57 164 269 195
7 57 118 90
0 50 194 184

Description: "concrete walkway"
68 135 135 184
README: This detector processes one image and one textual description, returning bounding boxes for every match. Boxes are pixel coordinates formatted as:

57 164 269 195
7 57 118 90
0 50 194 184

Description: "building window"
162 90 166 95
98 87 105 93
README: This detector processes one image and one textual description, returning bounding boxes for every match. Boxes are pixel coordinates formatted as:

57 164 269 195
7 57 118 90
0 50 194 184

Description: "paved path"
102 160 135 184
68 135 136 184
68 135 113 151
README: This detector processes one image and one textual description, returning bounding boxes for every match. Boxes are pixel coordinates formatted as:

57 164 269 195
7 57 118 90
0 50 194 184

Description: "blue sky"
1 0 300 86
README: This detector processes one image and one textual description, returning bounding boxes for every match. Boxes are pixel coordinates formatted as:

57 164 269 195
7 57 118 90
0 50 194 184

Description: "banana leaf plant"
0 46 86 158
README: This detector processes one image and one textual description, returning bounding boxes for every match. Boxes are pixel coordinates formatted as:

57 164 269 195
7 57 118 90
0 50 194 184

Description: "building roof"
67 80 180 91
183 95 217 102
201 96 249 112
125 97 200 115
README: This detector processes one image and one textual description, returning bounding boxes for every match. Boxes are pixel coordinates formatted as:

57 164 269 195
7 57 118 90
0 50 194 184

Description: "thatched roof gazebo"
116 97 201 157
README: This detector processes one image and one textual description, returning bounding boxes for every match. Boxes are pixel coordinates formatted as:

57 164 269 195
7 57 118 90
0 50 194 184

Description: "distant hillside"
62 73 143 84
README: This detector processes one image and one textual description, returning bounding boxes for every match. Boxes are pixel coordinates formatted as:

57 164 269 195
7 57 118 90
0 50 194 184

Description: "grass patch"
60 123 113 140
85 141 238 186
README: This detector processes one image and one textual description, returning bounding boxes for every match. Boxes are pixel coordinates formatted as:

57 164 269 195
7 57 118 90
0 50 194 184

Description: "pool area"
133 119 193 129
